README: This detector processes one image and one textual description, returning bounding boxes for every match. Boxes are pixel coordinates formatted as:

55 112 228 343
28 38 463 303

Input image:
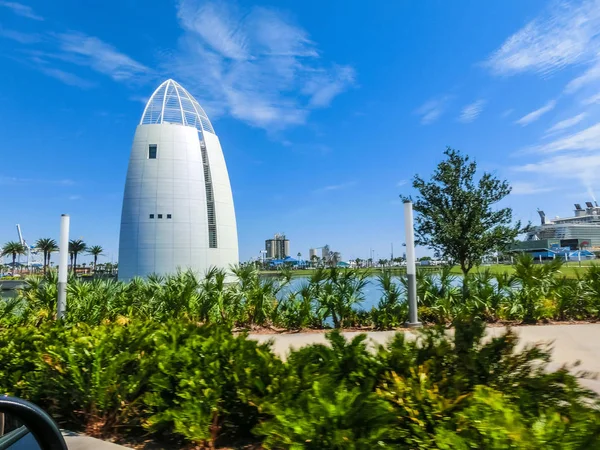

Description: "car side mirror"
0 396 67 450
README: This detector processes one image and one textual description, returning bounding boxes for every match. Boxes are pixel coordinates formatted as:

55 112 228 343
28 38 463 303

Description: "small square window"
157 214 163 219
149 214 154 219
167 214 172 219
148 144 157 159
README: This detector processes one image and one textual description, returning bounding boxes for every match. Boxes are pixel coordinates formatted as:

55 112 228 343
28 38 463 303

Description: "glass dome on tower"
140 79 215 134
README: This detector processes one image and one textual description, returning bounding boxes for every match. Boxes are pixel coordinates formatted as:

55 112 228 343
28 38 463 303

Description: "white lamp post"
403 200 421 327
57 214 70 319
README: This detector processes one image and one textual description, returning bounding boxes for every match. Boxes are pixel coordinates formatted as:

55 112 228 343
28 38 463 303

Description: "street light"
403 200 421 328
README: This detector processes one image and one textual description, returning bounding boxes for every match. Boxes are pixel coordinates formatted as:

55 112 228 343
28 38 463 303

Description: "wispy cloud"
68 195 82 201
485 0 600 100
1 26 151 88
486 1 600 77
458 99 486 123
37 65 96 89
527 122 600 153
515 153 600 183
565 62 600 93
397 179 409 187
53 32 151 82
415 95 453 125
582 92 600 105
545 113 586 135
515 100 556 126
513 121 600 192
0 1 43 20
171 0 355 129
510 181 555 195
501 108 514 118
0 176 75 186
313 181 356 194
0 27 40 44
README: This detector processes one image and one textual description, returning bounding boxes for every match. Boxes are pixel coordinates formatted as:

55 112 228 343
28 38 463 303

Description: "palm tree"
87 245 104 272
69 239 87 274
35 238 58 274
2 241 26 273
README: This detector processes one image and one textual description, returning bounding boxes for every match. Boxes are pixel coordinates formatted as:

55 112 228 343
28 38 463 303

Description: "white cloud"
510 181 555 195
415 95 453 125
513 122 600 192
528 122 600 153
515 100 556 126
565 61 600 93
53 32 151 82
313 182 356 193
486 1 600 76
459 99 486 123
397 179 408 187
302 65 356 107
545 113 587 134
0 27 40 44
0 1 43 20
582 92 600 104
0 176 75 185
171 0 355 129
516 153 600 180
38 66 95 89
501 108 514 118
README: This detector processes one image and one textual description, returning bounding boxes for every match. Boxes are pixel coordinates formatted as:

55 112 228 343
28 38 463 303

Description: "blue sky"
2 0 600 265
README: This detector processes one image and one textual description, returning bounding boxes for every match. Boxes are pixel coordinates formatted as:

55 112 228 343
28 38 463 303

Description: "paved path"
64 324 600 449
249 323 600 393
64 434 126 449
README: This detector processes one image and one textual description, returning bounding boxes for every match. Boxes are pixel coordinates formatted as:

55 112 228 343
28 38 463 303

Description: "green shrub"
256 382 395 449
0 319 599 448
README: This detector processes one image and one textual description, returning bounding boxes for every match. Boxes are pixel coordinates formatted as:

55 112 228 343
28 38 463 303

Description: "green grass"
261 262 598 279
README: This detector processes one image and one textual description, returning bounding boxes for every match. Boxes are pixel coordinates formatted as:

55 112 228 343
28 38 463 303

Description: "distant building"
309 248 318 260
265 233 289 259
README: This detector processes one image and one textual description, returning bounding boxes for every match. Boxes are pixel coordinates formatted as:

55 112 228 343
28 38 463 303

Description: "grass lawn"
261 261 598 279
451 262 595 278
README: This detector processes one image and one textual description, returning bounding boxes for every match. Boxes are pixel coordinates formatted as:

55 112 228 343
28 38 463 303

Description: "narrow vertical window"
200 139 217 248
148 144 157 159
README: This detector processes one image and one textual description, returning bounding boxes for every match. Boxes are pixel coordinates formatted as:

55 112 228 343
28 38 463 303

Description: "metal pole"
57 214 70 320
403 200 421 327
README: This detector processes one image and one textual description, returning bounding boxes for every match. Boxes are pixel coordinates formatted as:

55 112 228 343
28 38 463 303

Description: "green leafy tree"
2 241 26 272
68 239 87 274
403 148 526 283
35 238 58 274
87 245 104 272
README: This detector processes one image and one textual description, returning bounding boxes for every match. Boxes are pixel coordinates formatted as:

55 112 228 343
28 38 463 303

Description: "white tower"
118 79 239 281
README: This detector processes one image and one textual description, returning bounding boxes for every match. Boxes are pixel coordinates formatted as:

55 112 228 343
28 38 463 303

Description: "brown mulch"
233 319 599 335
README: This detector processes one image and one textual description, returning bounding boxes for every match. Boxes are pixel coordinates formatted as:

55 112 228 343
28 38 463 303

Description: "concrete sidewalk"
64 433 127 449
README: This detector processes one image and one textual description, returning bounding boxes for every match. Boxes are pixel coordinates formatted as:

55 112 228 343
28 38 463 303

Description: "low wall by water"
0 280 26 290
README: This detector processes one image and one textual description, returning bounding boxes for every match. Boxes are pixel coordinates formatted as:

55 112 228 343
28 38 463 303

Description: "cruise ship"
523 202 600 250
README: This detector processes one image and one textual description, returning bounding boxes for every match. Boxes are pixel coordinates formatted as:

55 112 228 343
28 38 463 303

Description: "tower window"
200 141 218 248
149 214 154 219
157 214 163 219
148 144 157 159
167 214 172 219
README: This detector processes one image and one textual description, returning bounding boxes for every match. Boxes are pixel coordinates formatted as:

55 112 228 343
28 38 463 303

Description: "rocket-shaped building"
118 79 239 281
